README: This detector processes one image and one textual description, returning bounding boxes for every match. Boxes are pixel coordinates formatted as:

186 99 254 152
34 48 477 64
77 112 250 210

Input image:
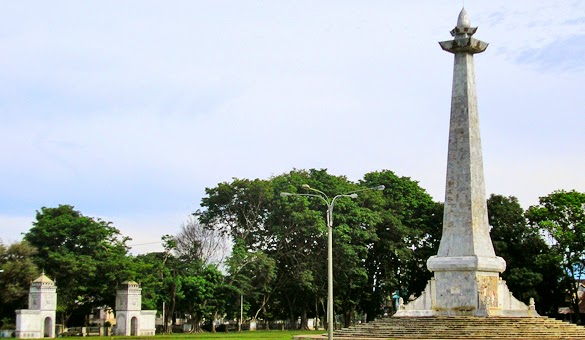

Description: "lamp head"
280 192 292 197
349 193 358 199
375 185 385 191
301 184 311 189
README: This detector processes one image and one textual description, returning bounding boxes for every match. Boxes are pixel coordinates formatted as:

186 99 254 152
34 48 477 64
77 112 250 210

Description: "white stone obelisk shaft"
427 8 505 274
439 53 495 258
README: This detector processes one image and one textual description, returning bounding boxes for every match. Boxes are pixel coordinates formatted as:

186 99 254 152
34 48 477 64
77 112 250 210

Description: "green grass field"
61 330 324 339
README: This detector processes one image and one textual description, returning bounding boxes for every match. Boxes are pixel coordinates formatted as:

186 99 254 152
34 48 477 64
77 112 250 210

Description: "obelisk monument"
395 8 537 317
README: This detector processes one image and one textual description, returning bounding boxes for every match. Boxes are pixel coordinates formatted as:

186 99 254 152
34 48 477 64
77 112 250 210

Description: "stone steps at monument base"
325 316 585 339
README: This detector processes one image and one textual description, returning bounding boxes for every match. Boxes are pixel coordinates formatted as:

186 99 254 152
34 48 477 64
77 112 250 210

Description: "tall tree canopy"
196 168 442 327
487 194 560 314
24 205 132 325
358 170 442 321
526 190 585 321
4 170 580 331
0 240 39 325
131 230 234 334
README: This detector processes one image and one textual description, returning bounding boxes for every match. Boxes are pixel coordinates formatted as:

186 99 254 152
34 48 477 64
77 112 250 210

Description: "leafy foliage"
0 240 39 325
24 205 132 325
487 194 560 314
358 170 442 321
526 190 585 320
196 169 441 328
3 172 581 331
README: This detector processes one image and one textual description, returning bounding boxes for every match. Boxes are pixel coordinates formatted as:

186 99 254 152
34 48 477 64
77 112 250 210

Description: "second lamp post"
281 184 384 340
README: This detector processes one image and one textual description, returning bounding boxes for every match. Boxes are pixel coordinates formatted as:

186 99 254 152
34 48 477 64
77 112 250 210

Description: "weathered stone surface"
395 8 533 318
294 316 585 339
427 255 505 272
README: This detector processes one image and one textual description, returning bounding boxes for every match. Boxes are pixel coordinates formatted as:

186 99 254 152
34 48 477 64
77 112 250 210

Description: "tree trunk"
60 313 66 328
260 304 269 330
573 297 582 324
320 298 327 330
167 283 177 333
364 290 378 323
343 307 354 328
300 307 309 330
191 312 203 333
286 294 295 327
314 296 319 330
211 311 217 333
570 277 582 325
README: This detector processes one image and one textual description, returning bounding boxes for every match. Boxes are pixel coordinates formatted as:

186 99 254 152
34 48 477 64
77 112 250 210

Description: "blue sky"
1 1 584 254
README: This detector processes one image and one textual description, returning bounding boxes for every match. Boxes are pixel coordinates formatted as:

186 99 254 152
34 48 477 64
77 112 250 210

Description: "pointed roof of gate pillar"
32 272 54 285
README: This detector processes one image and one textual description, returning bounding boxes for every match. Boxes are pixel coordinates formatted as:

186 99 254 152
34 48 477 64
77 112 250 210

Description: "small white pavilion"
15 273 57 338
115 280 156 336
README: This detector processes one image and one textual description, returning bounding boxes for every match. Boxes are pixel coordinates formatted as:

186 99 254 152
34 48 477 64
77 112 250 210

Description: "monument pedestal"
395 273 537 317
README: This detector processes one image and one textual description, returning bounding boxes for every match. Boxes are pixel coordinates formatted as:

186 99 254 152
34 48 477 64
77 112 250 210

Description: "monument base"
394 273 538 317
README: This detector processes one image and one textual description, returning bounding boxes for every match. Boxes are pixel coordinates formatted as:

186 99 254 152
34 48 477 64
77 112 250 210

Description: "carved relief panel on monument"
478 275 498 308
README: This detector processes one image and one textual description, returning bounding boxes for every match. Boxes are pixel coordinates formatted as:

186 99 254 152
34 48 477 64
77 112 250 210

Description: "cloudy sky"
1 1 584 254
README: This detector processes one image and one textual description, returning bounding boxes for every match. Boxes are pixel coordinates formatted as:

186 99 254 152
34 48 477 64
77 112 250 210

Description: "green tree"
269 170 327 329
131 246 185 333
136 229 231 334
526 190 585 323
313 174 379 328
196 175 291 322
359 170 442 321
131 252 166 311
172 222 232 334
158 235 185 333
24 205 132 325
178 261 221 333
197 170 343 328
487 194 561 314
0 240 39 325
197 178 273 247
197 168 444 327
269 169 380 329
224 241 277 329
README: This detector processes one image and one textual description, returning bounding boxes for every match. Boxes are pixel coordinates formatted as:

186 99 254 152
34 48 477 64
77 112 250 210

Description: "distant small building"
15 273 57 338
88 306 116 327
558 281 585 316
115 281 156 336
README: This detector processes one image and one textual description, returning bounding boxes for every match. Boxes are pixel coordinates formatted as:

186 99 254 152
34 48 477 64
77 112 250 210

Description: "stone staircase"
294 316 585 339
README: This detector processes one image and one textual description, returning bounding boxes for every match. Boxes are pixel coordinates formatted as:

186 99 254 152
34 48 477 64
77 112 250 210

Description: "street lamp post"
281 184 384 340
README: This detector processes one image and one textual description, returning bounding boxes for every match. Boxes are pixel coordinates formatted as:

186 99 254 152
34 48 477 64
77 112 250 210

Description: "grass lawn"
60 330 325 339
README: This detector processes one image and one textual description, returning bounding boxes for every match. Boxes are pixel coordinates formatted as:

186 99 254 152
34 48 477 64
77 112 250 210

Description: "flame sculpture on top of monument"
395 8 538 317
